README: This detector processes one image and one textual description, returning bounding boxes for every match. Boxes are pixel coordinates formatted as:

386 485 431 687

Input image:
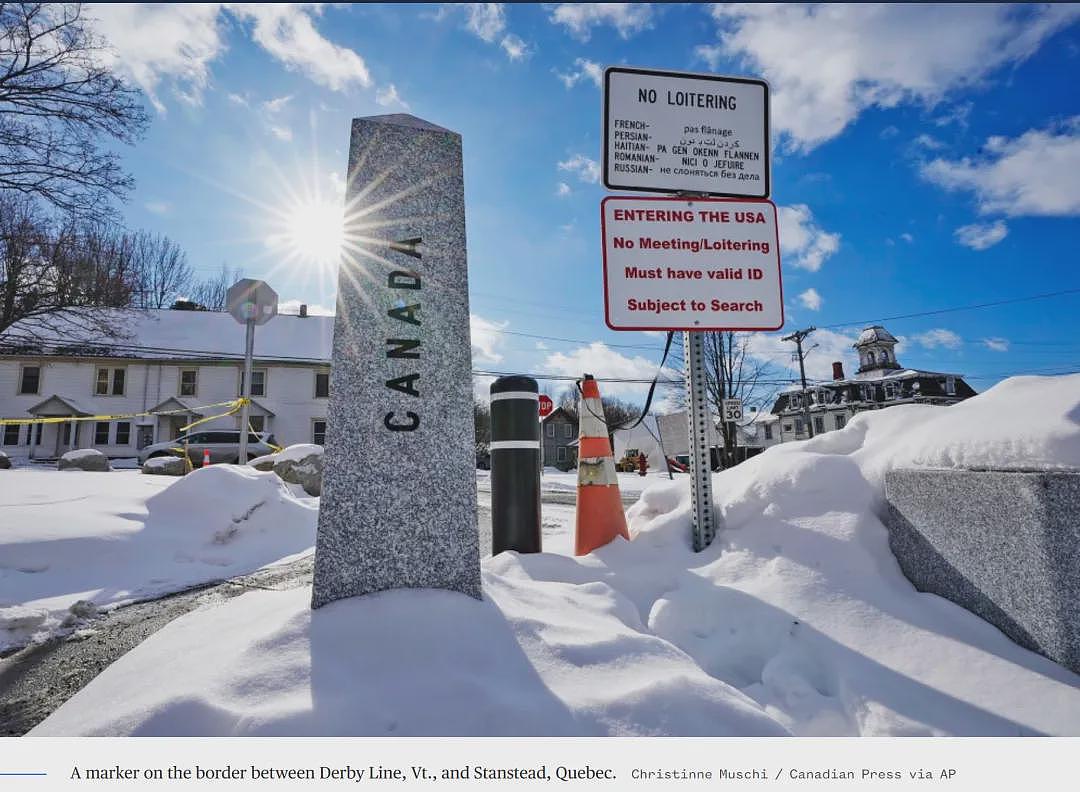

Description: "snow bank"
31 375 1080 736
1 466 316 652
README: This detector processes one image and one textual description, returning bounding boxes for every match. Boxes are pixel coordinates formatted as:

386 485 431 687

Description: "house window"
95 366 126 396
860 384 872 401
179 368 198 397
62 422 72 445
312 419 327 445
247 415 266 433
814 416 825 434
783 424 793 433
3 425 19 446
315 371 330 398
115 422 131 445
19 365 41 395
835 414 846 430
884 381 898 400
763 424 773 441
546 423 555 438
790 393 802 409
557 446 567 462
945 376 956 396
794 417 804 434
239 368 267 397
562 423 573 438
94 422 110 445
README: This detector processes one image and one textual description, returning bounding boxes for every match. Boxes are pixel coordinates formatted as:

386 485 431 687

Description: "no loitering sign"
601 196 783 331
604 66 770 198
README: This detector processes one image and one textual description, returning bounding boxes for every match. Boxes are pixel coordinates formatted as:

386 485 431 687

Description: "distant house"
0 307 332 460
770 324 977 441
541 407 578 470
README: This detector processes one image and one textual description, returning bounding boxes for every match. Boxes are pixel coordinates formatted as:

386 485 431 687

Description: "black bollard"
490 375 542 555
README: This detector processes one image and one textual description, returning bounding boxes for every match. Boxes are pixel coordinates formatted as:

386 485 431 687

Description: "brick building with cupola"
765 325 977 444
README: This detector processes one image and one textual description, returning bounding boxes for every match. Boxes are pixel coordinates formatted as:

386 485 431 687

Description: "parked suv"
137 430 279 465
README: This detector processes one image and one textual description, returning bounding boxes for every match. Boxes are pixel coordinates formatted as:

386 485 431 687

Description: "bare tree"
0 193 137 339
0 3 148 218
557 384 642 430
189 263 243 311
131 231 192 309
695 331 777 466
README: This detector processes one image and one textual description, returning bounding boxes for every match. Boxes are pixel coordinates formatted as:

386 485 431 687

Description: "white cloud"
88 4 372 114
549 3 654 41
543 342 675 400
555 182 572 198
954 220 1008 250
913 133 945 150
278 299 334 316
921 118 1080 217
376 84 410 109
269 125 293 142
778 204 840 272
912 328 963 350
87 3 223 113
704 4 1080 151
227 92 250 107
328 171 346 198
983 338 1010 352
558 154 601 184
798 288 823 311
747 328 859 382
500 33 530 61
229 5 372 90
454 3 531 61
462 3 506 41
144 201 171 215
900 232 914 243
262 94 292 113
555 58 603 89
470 313 508 364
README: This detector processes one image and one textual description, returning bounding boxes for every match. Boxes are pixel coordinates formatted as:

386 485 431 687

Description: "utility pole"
782 326 816 439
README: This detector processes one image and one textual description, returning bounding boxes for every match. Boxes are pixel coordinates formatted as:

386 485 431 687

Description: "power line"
819 287 1080 331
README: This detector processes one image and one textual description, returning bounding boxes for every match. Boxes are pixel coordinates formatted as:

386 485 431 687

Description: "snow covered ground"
29 375 1080 737
0 465 316 653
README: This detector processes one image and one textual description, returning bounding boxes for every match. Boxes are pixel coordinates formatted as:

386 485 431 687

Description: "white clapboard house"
0 307 333 460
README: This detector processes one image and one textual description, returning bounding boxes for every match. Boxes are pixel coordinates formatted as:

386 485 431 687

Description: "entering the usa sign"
601 196 783 331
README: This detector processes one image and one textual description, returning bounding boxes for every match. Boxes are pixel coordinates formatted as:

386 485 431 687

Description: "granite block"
311 114 480 608
884 469 1080 673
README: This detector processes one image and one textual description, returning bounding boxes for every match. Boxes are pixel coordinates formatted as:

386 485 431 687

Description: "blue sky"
88 3 1080 405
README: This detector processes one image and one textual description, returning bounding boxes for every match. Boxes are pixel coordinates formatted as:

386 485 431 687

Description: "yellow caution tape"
0 398 247 427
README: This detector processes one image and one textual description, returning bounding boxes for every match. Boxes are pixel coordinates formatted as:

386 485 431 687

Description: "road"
0 487 639 735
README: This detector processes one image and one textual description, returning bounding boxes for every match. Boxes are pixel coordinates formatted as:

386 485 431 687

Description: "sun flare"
277 199 345 268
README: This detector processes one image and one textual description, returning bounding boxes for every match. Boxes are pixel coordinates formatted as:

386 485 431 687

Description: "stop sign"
538 394 553 417
226 278 278 326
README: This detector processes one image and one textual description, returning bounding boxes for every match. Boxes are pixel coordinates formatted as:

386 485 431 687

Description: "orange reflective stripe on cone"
574 374 629 555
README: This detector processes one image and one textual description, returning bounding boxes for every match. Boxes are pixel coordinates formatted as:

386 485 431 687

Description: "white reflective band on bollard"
489 440 541 451
489 391 540 402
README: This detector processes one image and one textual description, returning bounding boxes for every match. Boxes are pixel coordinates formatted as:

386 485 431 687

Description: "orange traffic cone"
202 448 211 467
574 375 630 555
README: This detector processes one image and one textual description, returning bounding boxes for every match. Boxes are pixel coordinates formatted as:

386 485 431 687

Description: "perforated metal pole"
685 330 716 551
238 318 254 464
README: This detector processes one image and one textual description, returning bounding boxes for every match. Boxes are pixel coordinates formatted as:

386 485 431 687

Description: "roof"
781 368 966 393
854 325 898 346
0 308 334 363
27 394 91 416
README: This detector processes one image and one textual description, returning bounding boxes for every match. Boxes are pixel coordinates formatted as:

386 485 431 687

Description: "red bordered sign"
601 196 783 332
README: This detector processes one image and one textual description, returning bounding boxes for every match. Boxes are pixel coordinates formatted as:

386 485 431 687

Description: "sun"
278 199 345 268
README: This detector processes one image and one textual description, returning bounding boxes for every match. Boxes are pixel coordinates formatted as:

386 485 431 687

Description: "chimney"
299 304 308 318
832 361 845 381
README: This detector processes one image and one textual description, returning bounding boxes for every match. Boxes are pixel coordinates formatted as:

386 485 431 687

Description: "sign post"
602 65 777 552
225 279 278 464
